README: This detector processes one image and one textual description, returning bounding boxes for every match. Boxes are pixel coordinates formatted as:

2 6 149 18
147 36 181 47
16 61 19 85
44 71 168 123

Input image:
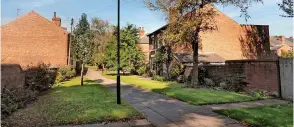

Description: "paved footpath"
85 70 288 127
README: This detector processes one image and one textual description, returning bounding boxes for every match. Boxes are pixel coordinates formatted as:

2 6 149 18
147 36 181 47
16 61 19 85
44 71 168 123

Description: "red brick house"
1 11 69 67
137 27 150 62
147 5 271 73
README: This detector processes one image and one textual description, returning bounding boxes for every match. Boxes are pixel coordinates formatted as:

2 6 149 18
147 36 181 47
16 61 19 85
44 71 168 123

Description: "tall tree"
105 24 145 74
72 13 93 86
145 0 262 88
278 0 293 18
90 18 113 70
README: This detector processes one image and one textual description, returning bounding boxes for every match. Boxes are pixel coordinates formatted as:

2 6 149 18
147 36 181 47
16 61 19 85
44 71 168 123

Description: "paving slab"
128 119 154 127
204 99 289 110
86 70 289 127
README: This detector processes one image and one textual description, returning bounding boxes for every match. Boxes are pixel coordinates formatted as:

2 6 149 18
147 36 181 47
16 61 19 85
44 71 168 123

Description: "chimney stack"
279 36 285 43
52 12 61 27
139 27 145 38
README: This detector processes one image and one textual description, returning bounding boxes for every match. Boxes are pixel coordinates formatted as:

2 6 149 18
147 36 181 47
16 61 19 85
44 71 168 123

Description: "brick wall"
201 60 279 92
1 11 68 67
199 6 270 60
1 64 25 90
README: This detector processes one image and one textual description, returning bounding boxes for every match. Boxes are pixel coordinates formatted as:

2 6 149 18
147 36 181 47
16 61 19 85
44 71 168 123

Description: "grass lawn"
2 77 142 127
86 65 98 70
215 104 293 127
102 74 260 105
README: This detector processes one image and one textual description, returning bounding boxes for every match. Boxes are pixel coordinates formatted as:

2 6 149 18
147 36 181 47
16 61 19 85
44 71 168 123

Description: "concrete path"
57 119 153 127
86 70 289 127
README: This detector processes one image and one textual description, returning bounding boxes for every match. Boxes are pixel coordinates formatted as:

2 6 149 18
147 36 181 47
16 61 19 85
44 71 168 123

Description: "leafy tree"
72 13 93 86
281 50 294 58
105 24 145 74
145 0 262 88
278 0 293 18
90 18 113 70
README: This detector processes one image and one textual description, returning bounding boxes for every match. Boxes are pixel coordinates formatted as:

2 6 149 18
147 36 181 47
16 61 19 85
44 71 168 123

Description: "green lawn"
2 77 142 127
215 104 293 127
102 74 260 105
86 65 98 70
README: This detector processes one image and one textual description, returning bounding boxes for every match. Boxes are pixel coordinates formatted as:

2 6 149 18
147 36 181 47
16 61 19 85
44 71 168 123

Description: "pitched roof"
173 52 225 63
270 36 293 48
139 36 149 44
1 11 67 34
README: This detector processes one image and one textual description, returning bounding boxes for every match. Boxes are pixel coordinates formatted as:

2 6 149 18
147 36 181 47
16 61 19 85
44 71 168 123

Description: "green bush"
137 65 147 76
1 87 37 119
170 63 184 80
152 75 164 81
248 90 268 99
204 78 215 87
54 72 63 84
25 63 56 92
58 66 76 80
222 74 248 92
65 69 76 78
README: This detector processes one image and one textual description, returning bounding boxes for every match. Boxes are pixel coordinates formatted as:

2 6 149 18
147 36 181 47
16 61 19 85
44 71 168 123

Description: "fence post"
277 58 282 98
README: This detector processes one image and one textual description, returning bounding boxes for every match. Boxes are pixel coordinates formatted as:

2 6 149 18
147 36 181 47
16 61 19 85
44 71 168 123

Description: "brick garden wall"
201 60 279 92
1 64 25 90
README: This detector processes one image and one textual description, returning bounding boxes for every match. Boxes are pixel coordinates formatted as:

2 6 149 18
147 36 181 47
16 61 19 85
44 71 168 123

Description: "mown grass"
215 104 293 127
102 74 260 105
86 65 98 70
2 77 143 127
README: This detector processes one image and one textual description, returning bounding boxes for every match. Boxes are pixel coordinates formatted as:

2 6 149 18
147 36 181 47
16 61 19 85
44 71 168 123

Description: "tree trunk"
96 63 99 71
102 64 105 73
190 28 201 88
81 62 84 86
190 47 199 88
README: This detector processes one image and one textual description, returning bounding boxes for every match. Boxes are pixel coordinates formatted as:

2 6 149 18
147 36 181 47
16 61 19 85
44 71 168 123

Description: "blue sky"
1 0 293 37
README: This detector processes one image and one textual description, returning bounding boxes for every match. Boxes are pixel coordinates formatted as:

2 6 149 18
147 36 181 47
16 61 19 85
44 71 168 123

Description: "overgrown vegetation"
152 46 172 79
25 63 56 92
1 88 37 120
152 74 165 81
2 63 56 119
221 74 248 92
170 62 184 80
2 63 77 120
2 77 143 127
215 104 293 127
58 66 76 80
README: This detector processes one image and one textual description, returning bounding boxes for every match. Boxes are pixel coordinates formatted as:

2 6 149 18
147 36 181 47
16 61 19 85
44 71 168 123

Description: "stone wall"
1 64 25 90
